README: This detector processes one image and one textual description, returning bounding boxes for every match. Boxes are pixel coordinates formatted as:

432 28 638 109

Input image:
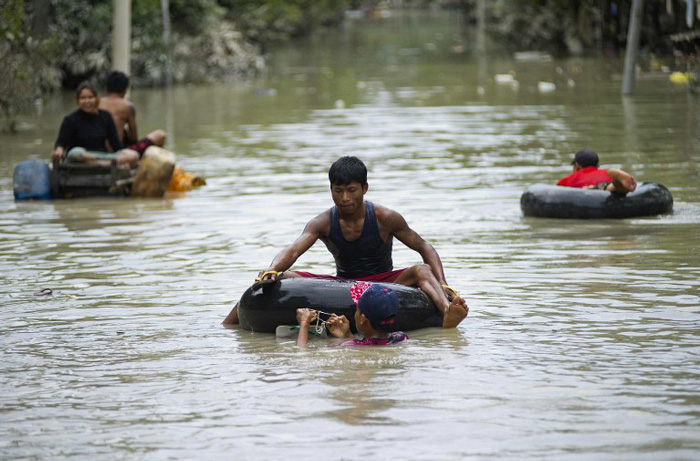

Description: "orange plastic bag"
168 165 206 192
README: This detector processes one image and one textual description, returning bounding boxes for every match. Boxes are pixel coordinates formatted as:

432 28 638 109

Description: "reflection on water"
1 10 699 460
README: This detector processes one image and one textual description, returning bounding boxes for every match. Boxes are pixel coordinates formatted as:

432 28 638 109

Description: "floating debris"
34 288 53 297
670 72 692 84
495 73 516 84
514 51 553 62
537 82 556 93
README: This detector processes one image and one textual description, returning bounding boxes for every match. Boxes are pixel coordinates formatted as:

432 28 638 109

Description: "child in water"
296 282 408 347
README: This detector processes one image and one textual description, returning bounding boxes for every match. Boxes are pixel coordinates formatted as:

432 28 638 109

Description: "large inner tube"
520 182 673 219
237 277 442 333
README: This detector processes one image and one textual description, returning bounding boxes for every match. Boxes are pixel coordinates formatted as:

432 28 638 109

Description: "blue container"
13 160 52 200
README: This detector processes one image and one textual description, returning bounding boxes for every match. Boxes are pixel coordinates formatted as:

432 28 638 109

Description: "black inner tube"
520 182 673 219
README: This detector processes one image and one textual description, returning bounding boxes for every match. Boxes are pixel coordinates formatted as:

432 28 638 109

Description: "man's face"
330 181 367 215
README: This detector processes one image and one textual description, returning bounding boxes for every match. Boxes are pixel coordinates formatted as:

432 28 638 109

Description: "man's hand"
256 270 279 282
251 270 280 290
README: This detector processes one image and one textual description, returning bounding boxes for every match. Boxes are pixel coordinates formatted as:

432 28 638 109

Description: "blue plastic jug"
13 160 52 200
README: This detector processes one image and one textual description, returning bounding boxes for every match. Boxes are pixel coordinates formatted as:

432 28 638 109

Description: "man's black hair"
328 156 367 186
572 149 600 168
106 71 130 94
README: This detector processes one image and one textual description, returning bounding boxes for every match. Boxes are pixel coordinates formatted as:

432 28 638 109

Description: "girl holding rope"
296 283 408 347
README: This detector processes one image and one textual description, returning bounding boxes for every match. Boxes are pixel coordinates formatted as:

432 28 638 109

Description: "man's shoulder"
307 208 332 233
372 203 403 221
100 96 131 113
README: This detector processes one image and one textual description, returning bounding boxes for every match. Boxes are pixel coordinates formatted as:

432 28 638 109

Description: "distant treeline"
1 0 697 131
458 0 695 57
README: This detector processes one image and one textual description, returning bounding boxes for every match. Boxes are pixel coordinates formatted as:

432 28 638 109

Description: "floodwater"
2 10 699 460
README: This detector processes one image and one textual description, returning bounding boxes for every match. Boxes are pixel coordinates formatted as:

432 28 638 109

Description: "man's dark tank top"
324 201 393 279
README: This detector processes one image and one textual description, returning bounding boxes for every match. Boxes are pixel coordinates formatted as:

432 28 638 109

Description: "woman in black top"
51 82 139 167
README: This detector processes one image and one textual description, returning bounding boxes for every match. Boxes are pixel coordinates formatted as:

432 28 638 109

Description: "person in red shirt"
557 149 637 194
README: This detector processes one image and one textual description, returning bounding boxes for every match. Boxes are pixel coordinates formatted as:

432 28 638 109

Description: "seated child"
296 282 408 347
557 149 636 194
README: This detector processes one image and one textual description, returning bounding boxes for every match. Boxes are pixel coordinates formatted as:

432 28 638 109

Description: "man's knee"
118 149 140 166
409 263 433 280
148 129 166 147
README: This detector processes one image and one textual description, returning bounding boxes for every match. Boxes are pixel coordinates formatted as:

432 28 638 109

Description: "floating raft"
520 182 673 219
237 277 442 333
50 158 135 198
13 147 204 200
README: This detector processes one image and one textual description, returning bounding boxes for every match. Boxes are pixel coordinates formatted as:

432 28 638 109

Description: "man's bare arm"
126 103 138 144
379 207 447 284
264 212 329 274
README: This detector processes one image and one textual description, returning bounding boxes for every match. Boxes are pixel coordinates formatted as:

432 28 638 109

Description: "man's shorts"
291 268 407 283
128 137 154 157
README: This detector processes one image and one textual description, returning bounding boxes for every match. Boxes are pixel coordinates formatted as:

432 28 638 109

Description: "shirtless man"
99 71 166 157
223 156 469 328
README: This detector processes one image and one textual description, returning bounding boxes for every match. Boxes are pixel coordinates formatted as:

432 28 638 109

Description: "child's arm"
326 314 353 338
295 308 317 347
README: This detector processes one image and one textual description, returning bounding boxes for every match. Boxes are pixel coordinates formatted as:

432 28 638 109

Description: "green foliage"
169 0 224 34
484 0 688 56
46 0 258 87
50 0 112 86
0 0 61 132
219 0 348 45
1 0 25 38
4 0 351 94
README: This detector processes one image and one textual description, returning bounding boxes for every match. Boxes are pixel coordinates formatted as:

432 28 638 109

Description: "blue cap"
358 284 399 329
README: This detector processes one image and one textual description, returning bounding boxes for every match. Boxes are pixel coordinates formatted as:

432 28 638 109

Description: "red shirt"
557 166 612 188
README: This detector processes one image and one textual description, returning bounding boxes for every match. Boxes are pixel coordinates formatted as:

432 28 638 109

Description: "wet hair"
75 82 99 110
328 156 367 186
106 71 130 93
572 149 600 168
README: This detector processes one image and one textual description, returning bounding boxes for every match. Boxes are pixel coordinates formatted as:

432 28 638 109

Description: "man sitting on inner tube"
557 149 637 194
223 155 469 329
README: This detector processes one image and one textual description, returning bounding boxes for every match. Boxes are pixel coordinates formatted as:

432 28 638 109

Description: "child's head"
355 283 399 334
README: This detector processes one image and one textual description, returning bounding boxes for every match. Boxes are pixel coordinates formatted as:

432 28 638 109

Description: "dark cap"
358 284 399 329
571 149 599 168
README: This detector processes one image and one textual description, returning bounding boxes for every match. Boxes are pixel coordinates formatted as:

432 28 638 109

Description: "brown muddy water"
1 10 699 460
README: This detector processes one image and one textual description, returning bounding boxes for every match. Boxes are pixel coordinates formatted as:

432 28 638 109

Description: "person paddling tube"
520 182 673 219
